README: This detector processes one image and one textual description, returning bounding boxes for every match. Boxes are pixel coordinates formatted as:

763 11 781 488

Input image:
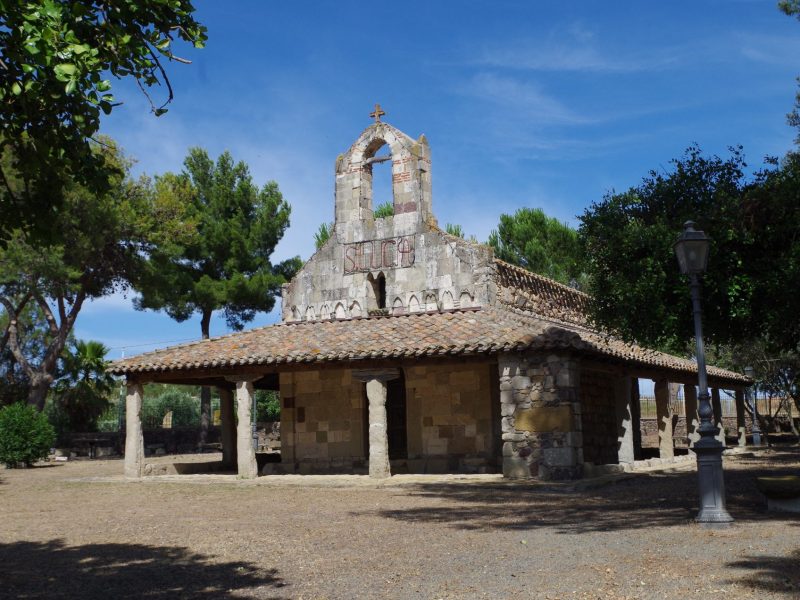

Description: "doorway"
363 371 408 460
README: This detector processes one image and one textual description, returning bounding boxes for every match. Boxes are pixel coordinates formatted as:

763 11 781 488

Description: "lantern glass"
673 221 710 275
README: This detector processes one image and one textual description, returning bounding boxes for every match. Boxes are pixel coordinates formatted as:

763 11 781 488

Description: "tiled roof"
495 259 590 326
110 305 748 384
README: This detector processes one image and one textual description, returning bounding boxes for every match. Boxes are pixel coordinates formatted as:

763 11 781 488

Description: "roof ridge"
494 258 590 299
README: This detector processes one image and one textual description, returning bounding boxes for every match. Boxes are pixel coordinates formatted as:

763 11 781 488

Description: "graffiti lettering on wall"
344 235 415 273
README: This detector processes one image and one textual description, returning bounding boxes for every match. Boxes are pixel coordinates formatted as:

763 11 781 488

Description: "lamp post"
673 221 733 526
744 365 761 446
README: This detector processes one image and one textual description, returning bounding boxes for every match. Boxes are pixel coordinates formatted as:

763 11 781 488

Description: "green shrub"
373 202 394 218
0 403 56 467
142 387 201 429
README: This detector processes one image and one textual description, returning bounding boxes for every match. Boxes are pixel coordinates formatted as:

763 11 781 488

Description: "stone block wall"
279 369 367 473
498 352 583 480
405 362 494 473
579 369 619 465
280 120 497 324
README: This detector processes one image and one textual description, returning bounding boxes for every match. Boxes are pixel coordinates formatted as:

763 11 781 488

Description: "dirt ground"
1 449 799 600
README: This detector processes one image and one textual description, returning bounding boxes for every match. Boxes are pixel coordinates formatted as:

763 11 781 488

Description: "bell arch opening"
364 139 393 218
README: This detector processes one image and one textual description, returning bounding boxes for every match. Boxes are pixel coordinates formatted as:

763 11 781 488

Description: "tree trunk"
198 310 212 447
27 374 53 411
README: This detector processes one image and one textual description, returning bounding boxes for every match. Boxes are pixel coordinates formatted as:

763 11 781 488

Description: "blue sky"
79 0 800 360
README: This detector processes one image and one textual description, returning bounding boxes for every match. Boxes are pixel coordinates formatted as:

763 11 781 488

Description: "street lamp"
673 221 733 526
744 365 761 446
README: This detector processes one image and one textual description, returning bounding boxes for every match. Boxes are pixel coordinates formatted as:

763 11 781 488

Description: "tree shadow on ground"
355 451 800 534
726 548 800 595
0 539 287 599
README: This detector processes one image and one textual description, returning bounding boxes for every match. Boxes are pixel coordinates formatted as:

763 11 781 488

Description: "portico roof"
110 304 748 386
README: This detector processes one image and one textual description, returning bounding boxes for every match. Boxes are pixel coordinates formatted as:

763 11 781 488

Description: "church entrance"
386 372 408 460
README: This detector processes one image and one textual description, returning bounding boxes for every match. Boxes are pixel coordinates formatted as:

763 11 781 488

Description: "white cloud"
461 73 591 126
468 25 679 73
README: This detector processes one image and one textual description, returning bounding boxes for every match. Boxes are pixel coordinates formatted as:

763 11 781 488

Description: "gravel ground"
1 448 798 600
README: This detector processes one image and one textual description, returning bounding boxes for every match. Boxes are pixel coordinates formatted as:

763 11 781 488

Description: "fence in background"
639 392 791 419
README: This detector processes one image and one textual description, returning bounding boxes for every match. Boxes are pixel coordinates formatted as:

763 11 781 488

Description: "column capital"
225 375 258 384
352 368 400 383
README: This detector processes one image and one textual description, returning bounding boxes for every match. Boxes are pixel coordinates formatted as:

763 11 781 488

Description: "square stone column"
124 381 145 478
711 388 726 445
654 379 674 459
684 384 699 451
499 352 582 481
630 378 643 460
735 388 747 447
219 387 237 468
235 379 258 479
614 376 635 465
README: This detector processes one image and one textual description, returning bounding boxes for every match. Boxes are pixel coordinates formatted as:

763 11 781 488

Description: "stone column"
711 387 726 445
124 381 145 478
684 384 699 451
352 369 400 479
735 388 747 447
366 379 391 479
235 379 258 479
614 375 635 465
219 387 237 468
654 379 674 459
630 378 643 460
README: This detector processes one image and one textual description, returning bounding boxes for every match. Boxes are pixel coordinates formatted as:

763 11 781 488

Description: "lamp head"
673 221 710 275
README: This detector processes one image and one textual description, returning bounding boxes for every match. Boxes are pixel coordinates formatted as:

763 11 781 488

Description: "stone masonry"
499 352 583 480
281 121 495 323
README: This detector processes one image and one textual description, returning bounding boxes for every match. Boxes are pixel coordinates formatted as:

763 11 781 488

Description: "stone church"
112 110 750 481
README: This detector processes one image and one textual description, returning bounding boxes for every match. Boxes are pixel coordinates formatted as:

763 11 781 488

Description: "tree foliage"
488 207 585 287
51 339 114 432
0 139 192 409
136 148 301 334
0 0 206 240
578 145 800 355
255 390 280 422
135 148 300 441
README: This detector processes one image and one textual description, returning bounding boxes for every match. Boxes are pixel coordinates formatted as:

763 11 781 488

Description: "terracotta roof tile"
110 305 747 384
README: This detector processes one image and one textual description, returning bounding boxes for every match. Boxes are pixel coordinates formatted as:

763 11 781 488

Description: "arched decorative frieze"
424 292 438 312
349 301 363 318
459 291 473 309
320 304 331 320
291 306 301 321
305 306 317 321
441 290 454 310
408 295 421 313
335 302 347 319
391 297 405 315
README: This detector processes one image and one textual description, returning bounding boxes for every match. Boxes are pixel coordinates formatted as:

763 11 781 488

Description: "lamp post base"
694 436 733 527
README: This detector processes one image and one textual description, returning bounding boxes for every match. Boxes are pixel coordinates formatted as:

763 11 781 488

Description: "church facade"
112 113 750 481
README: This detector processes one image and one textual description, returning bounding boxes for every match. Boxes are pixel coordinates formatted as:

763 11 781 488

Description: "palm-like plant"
54 340 114 432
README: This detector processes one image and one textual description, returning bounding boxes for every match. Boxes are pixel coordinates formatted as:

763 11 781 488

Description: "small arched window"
368 272 387 310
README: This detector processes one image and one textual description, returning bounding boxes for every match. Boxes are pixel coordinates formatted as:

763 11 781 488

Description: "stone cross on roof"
369 103 386 123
